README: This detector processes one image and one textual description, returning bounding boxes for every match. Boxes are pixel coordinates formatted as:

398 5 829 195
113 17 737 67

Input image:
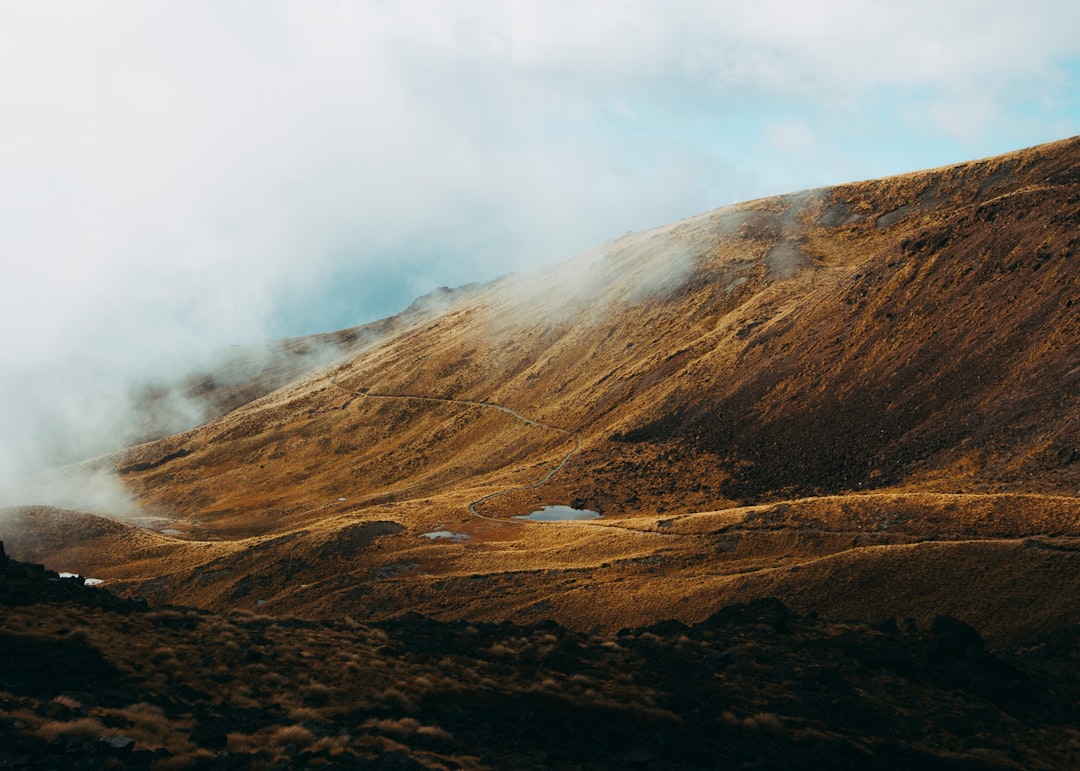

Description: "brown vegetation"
3 137 1080 767
2 544 1079 769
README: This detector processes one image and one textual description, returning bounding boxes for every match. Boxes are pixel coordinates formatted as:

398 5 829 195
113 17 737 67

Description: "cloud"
0 0 1078 508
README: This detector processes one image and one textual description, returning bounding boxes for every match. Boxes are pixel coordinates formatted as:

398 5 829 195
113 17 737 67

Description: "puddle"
422 531 470 542
160 529 183 535
512 505 602 522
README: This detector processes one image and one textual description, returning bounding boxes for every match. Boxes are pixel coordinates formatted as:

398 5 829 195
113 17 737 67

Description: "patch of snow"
421 530 470 542
58 572 103 586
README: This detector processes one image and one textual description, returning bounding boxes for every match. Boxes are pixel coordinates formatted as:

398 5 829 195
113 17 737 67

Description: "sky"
1 0 1079 492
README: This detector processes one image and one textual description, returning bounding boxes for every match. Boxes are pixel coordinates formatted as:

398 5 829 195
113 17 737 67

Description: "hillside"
3 541 1079 770
3 137 1080 645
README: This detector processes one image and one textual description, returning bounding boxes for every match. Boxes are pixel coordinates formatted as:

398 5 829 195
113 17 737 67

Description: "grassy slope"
3 137 1080 644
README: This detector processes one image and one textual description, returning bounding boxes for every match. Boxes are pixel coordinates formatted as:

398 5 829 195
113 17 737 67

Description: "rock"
97 735 135 758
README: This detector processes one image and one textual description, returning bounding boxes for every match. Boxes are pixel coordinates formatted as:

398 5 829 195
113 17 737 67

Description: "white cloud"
0 0 1077 505
766 119 816 154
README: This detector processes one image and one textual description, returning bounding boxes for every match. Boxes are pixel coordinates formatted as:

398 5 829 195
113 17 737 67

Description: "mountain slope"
3 136 1080 642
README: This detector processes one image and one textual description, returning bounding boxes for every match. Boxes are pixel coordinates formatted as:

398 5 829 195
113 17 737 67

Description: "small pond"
512 505 602 522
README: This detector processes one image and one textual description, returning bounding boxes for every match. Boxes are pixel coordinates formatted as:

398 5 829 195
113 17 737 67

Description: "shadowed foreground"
2 542 1078 770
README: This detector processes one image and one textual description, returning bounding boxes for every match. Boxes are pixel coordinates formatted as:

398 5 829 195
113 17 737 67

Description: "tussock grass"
34 716 106 741
363 717 454 742
269 724 317 748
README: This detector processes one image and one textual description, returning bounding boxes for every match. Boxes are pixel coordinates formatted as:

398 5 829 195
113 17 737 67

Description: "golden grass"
4 136 1080 655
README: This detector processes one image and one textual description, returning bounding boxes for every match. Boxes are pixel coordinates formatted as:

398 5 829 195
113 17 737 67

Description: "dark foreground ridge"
2 541 1079 770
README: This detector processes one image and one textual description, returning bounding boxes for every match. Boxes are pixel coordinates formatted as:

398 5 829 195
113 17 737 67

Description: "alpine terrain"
3 136 1080 769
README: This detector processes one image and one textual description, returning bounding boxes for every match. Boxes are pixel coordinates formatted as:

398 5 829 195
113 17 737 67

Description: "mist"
2 1 1078 513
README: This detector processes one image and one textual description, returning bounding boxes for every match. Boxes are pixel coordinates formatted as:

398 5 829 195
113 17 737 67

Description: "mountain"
125 282 489 448
3 137 1080 649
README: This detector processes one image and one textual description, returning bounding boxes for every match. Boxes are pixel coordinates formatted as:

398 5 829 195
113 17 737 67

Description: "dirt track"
327 373 583 522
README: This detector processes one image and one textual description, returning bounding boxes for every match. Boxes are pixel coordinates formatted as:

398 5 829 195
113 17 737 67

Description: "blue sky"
1 0 1079 482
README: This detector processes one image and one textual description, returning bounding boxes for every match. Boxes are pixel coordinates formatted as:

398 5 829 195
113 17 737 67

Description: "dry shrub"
226 732 258 754
52 694 84 711
301 682 332 705
287 706 328 724
379 688 417 713
261 672 286 688
417 724 453 741
227 693 262 710
525 677 559 694
365 717 421 734
311 734 352 754
371 734 412 754
35 716 105 741
744 712 785 733
113 703 172 742
151 646 177 661
364 718 453 742
270 724 317 748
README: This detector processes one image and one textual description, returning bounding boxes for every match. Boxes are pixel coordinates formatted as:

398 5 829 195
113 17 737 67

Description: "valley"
3 136 1080 768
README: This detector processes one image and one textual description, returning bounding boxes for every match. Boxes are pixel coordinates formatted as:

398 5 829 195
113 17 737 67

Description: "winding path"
328 374 583 523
